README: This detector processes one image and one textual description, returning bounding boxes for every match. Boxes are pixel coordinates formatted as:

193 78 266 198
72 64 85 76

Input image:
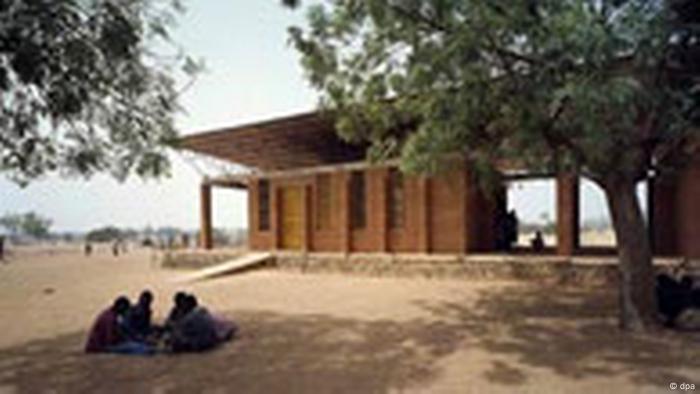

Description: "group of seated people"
85 290 237 354
657 273 700 328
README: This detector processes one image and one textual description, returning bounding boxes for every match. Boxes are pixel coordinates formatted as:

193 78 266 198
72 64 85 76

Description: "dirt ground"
0 245 698 394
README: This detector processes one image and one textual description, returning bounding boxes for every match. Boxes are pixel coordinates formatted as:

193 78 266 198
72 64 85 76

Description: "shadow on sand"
0 310 460 393
0 284 698 393
416 284 700 388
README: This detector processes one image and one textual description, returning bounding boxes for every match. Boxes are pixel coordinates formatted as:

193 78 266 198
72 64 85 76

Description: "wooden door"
279 186 303 250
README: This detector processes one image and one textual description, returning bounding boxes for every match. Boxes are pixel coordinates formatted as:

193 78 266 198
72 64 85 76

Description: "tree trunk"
603 178 657 332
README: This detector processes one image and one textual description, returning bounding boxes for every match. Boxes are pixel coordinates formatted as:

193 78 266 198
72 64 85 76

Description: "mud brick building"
181 111 700 259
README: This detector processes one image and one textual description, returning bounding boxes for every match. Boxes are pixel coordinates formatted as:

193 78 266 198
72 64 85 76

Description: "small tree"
287 0 700 330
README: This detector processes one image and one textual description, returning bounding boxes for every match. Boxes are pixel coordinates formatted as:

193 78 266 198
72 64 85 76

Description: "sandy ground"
0 246 698 394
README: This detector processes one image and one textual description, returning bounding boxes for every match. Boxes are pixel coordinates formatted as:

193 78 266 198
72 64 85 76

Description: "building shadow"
415 284 700 389
0 310 463 393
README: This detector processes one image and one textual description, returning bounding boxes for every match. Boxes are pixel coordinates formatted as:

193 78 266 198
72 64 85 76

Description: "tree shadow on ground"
0 310 462 394
1 285 698 393
415 284 700 389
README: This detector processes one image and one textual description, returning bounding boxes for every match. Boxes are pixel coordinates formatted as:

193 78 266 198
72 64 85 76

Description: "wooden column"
556 173 579 256
199 183 213 250
417 177 431 253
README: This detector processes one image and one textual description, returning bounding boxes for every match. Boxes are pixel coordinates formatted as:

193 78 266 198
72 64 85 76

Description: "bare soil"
0 245 697 393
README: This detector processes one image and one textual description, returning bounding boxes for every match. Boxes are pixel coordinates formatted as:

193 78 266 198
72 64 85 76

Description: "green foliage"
0 0 200 185
0 211 52 239
288 0 699 184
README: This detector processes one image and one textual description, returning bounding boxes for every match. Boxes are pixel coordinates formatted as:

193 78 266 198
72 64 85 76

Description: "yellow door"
280 186 303 250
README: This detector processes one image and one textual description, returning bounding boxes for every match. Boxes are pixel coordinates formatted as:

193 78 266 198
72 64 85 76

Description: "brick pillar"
464 171 503 253
273 186 281 250
199 183 213 250
376 168 389 252
417 177 431 253
556 173 579 256
339 172 351 253
458 171 468 253
302 184 312 252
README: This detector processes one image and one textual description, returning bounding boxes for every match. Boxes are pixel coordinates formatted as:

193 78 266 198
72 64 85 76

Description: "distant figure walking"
0 235 5 262
84 242 93 256
112 241 120 257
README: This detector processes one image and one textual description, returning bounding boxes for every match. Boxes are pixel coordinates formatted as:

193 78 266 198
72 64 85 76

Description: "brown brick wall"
465 174 504 253
248 179 275 250
651 176 678 256
249 166 501 254
245 162 700 257
674 159 700 258
429 172 466 253
350 169 386 252
311 172 345 251
388 175 423 252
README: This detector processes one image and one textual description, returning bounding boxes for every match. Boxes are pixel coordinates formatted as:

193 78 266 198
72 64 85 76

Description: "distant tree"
0 211 52 239
86 226 122 242
20 212 52 239
0 213 23 237
0 0 202 186
287 1 699 331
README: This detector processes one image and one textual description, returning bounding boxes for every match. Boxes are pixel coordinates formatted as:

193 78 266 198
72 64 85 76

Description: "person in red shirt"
85 296 131 353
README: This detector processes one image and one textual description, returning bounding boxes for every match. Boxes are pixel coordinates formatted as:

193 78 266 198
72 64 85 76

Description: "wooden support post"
556 173 579 256
199 182 213 250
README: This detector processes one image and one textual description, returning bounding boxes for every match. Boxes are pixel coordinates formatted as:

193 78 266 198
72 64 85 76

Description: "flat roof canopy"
179 111 367 171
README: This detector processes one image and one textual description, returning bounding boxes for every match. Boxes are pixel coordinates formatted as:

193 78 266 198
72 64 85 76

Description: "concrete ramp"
176 252 273 283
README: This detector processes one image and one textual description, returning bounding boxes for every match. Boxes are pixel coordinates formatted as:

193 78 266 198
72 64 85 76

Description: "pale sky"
0 2 626 233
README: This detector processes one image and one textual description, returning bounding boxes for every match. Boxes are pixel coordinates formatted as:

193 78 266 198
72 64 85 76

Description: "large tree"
287 0 700 331
0 0 199 185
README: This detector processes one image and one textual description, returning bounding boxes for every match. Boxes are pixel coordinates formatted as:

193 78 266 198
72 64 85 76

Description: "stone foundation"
161 249 244 270
273 253 684 287
162 249 690 287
